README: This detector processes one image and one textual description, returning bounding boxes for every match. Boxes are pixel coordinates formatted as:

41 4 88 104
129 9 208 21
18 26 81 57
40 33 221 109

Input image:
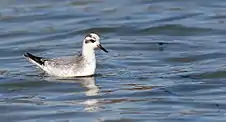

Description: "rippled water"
1 0 226 121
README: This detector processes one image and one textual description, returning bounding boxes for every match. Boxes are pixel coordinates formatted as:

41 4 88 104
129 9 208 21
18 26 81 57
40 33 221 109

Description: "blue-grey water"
1 0 226 122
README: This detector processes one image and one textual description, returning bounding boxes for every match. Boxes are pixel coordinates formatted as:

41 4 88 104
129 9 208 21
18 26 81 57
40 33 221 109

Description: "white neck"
81 45 96 76
82 45 96 61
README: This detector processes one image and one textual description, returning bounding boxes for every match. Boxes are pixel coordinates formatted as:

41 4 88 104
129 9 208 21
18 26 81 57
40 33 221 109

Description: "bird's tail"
24 52 46 69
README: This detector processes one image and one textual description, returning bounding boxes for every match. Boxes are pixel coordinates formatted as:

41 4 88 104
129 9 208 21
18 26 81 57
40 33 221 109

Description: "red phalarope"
24 33 108 77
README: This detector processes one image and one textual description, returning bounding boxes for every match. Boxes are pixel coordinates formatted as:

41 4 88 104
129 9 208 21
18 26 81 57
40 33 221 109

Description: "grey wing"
45 55 85 69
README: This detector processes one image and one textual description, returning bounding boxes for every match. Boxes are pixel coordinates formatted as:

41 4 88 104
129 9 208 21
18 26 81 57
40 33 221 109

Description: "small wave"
166 52 226 63
139 24 222 36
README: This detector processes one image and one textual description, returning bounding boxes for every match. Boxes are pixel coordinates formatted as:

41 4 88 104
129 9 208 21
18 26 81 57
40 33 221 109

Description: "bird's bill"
98 44 108 53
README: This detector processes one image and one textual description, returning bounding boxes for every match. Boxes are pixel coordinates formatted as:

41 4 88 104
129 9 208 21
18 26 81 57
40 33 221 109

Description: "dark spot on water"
215 103 220 107
157 42 166 51
158 42 164 45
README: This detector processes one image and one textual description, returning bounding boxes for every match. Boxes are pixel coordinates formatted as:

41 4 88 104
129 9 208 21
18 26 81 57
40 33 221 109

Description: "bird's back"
43 54 95 77
47 55 84 68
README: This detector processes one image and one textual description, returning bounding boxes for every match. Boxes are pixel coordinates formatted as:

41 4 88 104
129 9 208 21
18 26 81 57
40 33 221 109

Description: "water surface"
1 0 226 122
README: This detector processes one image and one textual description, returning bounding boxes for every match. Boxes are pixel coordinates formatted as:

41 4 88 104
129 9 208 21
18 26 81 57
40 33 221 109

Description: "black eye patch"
90 39 95 43
85 39 96 43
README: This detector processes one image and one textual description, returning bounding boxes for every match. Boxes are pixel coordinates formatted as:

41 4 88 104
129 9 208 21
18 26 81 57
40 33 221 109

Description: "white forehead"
89 33 100 40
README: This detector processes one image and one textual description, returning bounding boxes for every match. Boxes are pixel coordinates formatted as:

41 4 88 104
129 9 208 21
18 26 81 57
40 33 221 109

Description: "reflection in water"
73 77 100 112
69 77 99 112
77 77 100 96
51 76 100 112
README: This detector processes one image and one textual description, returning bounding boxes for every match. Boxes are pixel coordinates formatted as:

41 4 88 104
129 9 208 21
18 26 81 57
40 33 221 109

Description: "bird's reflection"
72 76 100 112
46 76 100 112
76 76 99 96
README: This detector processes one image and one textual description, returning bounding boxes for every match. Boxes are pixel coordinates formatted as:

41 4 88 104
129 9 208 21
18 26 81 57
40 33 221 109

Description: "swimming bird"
24 33 108 77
